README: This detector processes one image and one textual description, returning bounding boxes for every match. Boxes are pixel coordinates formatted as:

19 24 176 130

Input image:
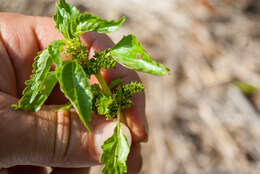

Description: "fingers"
0 13 62 97
0 92 130 168
81 33 148 142
104 65 148 142
0 33 16 97
81 32 114 53
126 144 142 174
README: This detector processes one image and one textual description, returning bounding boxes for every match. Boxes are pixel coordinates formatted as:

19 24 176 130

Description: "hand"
0 13 148 174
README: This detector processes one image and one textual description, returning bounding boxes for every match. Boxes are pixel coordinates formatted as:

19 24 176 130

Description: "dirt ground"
1 0 260 173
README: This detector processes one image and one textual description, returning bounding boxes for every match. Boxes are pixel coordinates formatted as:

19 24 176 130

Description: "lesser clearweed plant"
12 0 170 173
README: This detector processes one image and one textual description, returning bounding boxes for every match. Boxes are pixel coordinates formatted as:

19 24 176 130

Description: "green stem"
95 71 112 96
95 71 126 123
117 109 126 123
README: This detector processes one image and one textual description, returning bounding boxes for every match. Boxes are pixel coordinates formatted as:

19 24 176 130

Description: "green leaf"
49 40 66 69
109 78 123 89
100 122 130 174
57 60 92 131
11 39 65 112
54 0 80 39
53 102 73 112
76 14 125 36
111 34 170 75
54 0 125 39
12 71 58 112
12 40 64 112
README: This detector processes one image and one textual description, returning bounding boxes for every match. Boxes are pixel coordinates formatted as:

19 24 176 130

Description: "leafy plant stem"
95 71 112 96
96 71 127 123
12 1 169 172
117 109 126 124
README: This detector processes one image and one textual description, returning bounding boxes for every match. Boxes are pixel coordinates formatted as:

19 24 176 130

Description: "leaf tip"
119 16 126 25
83 121 92 132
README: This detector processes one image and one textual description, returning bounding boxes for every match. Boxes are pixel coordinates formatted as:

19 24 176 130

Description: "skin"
0 13 148 174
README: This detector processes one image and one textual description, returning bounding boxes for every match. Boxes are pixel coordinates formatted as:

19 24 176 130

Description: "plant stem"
95 71 126 123
95 71 112 96
117 109 126 123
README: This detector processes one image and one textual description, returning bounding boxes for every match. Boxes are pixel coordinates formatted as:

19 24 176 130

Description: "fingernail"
94 121 132 156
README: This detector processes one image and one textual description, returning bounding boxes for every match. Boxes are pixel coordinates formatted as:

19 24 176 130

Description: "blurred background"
1 0 260 173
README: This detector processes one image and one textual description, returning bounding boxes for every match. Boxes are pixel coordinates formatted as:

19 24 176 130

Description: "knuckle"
53 109 71 162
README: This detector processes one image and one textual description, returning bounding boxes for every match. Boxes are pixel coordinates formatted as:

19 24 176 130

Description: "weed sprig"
12 0 169 173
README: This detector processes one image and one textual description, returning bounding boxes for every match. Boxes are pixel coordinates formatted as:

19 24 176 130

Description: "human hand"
0 13 148 174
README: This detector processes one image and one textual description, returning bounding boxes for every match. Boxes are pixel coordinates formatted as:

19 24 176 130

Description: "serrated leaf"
12 71 58 112
100 122 130 174
54 0 125 39
11 40 65 111
76 14 125 36
49 40 66 69
56 60 92 131
54 0 80 39
111 34 170 75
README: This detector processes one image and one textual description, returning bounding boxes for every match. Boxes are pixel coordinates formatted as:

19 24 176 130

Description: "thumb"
0 92 131 168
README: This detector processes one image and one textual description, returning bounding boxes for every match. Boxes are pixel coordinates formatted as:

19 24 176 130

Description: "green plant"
11 0 170 173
